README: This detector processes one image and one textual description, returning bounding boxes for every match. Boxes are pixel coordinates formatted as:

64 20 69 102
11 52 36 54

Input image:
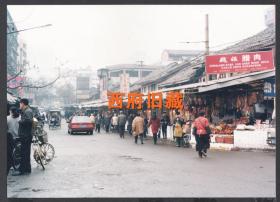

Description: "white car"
267 119 275 146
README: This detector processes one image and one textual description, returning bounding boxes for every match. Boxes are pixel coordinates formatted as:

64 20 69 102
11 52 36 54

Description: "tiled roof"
103 64 161 71
159 26 275 87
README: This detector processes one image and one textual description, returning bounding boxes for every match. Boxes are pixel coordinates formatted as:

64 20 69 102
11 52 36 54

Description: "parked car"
68 116 95 135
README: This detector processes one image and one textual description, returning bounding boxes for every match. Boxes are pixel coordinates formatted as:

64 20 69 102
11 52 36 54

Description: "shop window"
151 84 156 91
209 74 217 80
141 71 152 77
110 71 121 77
126 70 139 77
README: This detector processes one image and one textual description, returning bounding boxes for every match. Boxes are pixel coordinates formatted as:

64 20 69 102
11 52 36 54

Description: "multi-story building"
97 64 160 101
7 10 19 76
7 10 19 96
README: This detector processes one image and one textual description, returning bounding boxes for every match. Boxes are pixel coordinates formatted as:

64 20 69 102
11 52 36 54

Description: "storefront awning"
198 70 275 93
160 70 275 93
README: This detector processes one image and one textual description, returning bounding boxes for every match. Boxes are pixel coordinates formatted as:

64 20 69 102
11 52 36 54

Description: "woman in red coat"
148 113 161 145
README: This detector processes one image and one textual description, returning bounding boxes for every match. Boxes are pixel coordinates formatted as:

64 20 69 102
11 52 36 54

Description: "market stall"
162 70 276 150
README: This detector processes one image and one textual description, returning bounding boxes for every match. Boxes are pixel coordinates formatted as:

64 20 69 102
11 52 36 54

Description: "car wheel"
70 131 74 135
68 130 70 134
90 131 93 135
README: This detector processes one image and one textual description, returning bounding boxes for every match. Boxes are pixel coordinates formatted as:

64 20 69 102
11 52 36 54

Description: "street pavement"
7 120 276 198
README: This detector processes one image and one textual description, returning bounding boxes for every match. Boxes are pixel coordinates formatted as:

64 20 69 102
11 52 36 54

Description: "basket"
37 131 48 143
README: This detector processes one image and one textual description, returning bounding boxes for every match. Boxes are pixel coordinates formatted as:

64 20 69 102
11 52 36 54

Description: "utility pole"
205 14 209 82
137 60 144 67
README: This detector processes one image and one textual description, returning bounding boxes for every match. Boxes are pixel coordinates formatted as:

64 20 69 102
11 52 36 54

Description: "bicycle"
12 126 55 171
32 124 55 169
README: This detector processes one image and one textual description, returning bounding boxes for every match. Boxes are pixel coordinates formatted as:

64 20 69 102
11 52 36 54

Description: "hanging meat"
240 96 245 109
215 97 221 108
247 92 258 106
197 97 203 106
243 96 249 112
236 96 241 109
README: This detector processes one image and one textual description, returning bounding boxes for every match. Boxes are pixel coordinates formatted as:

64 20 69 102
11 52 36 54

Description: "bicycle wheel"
40 143 55 164
12 142 21 170
33 150 45 170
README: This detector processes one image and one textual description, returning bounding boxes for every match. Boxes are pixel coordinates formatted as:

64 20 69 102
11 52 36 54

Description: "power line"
7 24 52 34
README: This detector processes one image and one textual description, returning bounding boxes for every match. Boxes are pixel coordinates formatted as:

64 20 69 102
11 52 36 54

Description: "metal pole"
205 14 209 82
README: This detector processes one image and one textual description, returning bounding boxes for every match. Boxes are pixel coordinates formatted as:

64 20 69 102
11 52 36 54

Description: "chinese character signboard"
107 92 183 110
264 78 275 97
205 51 274 74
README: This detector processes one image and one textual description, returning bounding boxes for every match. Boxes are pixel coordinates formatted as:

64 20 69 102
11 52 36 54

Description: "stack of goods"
209 122 235 135
184 95 211 118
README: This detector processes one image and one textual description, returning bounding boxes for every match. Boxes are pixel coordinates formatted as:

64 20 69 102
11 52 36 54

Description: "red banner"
205 51 274 74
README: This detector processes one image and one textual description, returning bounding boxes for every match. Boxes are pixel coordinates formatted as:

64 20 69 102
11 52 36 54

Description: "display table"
234 129 273 149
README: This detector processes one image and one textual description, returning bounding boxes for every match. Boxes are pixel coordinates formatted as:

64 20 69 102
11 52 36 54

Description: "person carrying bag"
193 111 211 158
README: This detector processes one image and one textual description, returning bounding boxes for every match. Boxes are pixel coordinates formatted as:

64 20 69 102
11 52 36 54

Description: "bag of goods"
174 123 183 137
236 124 246 130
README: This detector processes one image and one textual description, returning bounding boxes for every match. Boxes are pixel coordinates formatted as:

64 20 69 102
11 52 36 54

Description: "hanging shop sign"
205 51 274 74
264 77 275 97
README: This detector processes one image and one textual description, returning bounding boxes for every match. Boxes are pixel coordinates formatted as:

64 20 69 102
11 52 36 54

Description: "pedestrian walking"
104 113 111 133
161 112 170 139
148 113 161 145
127 114 134 135
143 116 148 138
89 114 95 133
7 106 20 140
13 99 33 176
132 112 144 144
173 114 185 147
118 111 127 138
111 113 118 133
193 111 211 158
95 114 101 133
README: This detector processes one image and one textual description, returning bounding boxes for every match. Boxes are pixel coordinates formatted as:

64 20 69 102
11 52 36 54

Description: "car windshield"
72 116 91 123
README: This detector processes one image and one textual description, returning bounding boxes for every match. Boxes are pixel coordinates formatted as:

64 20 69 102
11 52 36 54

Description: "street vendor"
173 113 185 147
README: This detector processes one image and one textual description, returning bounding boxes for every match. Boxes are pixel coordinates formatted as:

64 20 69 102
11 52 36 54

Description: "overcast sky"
8 5 273 80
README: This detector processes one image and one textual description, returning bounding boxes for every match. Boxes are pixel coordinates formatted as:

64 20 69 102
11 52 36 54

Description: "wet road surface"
7 121 276 197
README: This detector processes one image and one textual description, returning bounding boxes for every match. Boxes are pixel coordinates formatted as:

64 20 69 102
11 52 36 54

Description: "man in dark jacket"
95 114 101 133
161 112 170 139
7 131 14 175
127 114 134 135
14 99 33 175
118 111 127 138
104 113 111 133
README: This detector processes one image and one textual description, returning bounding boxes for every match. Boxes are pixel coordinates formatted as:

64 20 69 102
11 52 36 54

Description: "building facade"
7 10 19 76
97 64 159 101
